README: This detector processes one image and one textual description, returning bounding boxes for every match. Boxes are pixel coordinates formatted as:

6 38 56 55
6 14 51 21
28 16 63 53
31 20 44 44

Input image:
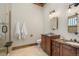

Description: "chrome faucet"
70 38 79 43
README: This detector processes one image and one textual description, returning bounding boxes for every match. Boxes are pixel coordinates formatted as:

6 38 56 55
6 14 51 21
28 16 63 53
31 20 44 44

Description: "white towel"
21 23 28 39
15 22 21 40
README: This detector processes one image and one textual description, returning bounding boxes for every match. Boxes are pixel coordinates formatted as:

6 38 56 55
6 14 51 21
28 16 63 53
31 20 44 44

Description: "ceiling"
34 3 46 7
34 3 79 7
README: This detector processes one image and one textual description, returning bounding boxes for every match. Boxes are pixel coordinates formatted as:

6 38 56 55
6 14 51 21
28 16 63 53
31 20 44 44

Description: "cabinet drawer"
52 42 60 47
51 35 60 39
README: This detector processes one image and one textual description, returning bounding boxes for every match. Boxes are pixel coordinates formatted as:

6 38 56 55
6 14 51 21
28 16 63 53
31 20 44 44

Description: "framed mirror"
68 14 78 33
50 17 58 30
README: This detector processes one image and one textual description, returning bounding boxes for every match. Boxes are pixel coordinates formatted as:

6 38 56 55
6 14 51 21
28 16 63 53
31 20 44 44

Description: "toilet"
36 39 41 47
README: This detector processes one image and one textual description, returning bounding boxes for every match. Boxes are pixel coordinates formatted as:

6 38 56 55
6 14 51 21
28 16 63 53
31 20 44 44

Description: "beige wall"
11 3 44 47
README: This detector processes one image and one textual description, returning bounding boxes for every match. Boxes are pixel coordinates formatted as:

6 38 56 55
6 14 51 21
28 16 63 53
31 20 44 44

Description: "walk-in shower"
0 4 12 56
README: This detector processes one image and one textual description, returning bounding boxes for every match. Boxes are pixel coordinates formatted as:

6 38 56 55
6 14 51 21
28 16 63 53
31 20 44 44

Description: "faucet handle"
73 39 77 42
70 39 73 41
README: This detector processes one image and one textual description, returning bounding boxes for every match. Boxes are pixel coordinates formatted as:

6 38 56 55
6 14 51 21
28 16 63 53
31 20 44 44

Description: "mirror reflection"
68 14 78 33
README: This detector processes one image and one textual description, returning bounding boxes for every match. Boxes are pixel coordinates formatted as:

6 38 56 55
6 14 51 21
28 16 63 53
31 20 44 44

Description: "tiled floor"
8 46 48 56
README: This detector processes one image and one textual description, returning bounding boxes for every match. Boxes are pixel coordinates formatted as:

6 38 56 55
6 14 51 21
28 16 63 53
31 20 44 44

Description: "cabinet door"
41 35 46 51
52 42 60 56
77 49 79 56
62 45 76 56
45 36 51 55
60 44 63 56
52 46 60 56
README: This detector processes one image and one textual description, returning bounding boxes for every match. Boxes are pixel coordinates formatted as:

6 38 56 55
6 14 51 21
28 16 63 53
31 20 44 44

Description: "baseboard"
12 43 37 50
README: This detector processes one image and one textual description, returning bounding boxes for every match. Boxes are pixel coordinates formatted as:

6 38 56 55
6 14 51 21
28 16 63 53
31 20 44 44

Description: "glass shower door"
0 4 10 56
0 23 8 56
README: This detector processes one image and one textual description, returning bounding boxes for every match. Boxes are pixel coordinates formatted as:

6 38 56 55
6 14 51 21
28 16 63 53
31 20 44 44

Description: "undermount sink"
65 41 79 46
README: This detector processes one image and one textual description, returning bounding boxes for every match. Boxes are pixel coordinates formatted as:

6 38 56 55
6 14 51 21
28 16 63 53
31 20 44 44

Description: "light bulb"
68 6 71 12
49 14 52 19
49 10 56 19
49 14 51 17
68 8 71 12
53 12 55 15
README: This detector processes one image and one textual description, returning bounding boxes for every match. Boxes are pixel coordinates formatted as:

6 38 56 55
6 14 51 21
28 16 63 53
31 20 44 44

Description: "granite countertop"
42 33 57 36
52 39 79 48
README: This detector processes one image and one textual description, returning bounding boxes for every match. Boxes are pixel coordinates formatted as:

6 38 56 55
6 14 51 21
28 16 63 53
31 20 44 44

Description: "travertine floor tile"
8 46 48 56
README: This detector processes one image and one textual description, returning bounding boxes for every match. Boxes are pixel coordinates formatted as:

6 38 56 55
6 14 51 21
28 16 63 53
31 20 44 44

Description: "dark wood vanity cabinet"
41 34 60 56
41 35 51 55
41 34 79 56
51 39 79 56
62 44 76 56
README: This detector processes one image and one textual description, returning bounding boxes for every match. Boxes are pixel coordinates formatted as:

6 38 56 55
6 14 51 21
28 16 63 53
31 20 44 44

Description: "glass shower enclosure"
0 23 8 55
0 4 11 56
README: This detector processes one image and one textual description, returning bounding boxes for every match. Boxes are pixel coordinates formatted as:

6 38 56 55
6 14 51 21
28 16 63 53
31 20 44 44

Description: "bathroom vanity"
41 33 60 56
41 34 79 56
52 39 79 56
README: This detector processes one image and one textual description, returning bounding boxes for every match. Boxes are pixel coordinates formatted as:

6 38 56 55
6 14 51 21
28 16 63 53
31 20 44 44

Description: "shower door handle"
2 25 8 33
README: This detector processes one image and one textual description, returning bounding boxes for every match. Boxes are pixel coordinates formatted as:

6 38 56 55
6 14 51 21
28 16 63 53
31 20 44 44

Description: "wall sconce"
50 10 55 15
49 10 56 19
68 5 71 12
68 3 79 12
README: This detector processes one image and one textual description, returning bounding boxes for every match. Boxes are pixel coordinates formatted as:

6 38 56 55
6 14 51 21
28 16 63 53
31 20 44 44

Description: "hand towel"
15 22 21 40
21 23 28 39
